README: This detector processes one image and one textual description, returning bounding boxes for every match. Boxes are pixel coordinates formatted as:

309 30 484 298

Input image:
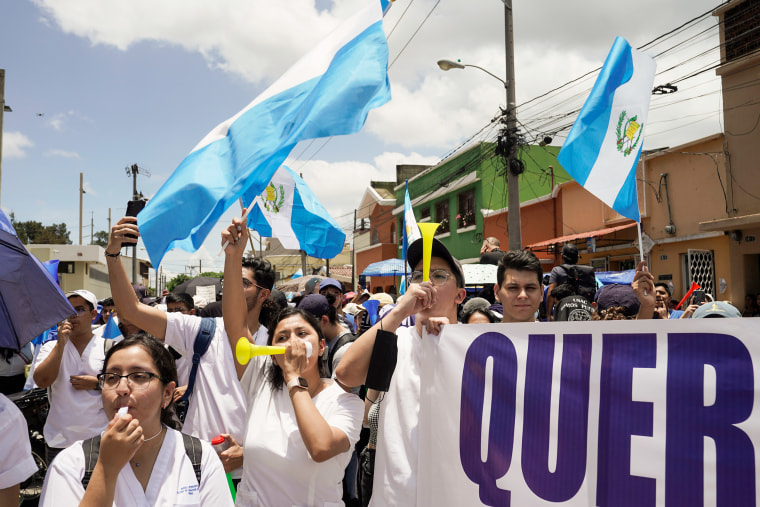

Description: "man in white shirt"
494 250 544 323
336 237 467 506
105 217 274 477
33 289 111 463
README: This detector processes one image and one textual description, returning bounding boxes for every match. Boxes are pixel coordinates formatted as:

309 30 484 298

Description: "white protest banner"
417 319 760 506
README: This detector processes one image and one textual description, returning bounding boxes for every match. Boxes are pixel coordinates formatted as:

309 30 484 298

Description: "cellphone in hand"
122 199 147 248
691 289 706 306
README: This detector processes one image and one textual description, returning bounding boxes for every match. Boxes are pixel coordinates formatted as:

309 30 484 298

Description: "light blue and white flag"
400 181 419 295
138 0 392 266
246 166 346 259
558 36 656 221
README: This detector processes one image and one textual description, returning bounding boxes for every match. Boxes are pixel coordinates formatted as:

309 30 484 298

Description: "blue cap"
297 294 330 319
319 278 343 293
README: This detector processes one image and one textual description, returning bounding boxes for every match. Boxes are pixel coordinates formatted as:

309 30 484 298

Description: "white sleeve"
199 440 235 506
325 388 365 448
39 443 86 506
164 313 202 356
0 396 38 488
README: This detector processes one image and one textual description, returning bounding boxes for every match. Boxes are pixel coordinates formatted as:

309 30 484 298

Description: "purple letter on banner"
597 333 657 507
522 334 591 501
665 332 755 505
460 332 518 506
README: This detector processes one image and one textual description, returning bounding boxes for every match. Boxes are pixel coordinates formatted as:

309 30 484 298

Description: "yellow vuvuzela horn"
416 222 440 282
236 338 286 365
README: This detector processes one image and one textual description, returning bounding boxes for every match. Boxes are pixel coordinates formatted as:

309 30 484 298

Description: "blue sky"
1 0 725 279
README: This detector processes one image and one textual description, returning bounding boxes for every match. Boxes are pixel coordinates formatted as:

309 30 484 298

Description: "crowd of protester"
1 217 753 506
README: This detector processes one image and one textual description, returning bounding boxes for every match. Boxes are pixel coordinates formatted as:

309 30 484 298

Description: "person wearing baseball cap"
336 237 466 506
692 301 742 319
33 289 116 463
320 278 355 333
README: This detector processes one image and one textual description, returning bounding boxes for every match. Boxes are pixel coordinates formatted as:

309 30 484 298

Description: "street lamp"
437 59 507 90
438 55 522 251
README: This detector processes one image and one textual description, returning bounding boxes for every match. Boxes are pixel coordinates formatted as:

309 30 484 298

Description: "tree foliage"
199 271 224 278
166 274 191 292
10 213 72 245
93 230 110 247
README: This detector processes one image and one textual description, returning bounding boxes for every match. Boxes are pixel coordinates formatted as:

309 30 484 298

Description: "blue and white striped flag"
138 0 392 266
402 180 420 262
246 166 346 259
558 37 656 221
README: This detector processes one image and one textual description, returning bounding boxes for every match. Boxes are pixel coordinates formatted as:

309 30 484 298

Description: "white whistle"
305 341 313 358
118 406 129 419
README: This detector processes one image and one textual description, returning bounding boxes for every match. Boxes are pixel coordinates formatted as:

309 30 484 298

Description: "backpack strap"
182 433 203 485
80 433 202 489
180 317 216 406
81 435 102 490
328 332 356 376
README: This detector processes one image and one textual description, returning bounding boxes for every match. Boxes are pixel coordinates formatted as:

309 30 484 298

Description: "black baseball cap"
407 238 465 288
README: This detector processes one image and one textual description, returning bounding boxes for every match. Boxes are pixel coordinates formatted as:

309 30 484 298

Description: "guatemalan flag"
558 37 656 222
138 0 392 267
246 166 346 259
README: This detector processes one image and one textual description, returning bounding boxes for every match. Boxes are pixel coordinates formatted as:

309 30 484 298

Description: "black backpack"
561 264 597 303
80 432 202 489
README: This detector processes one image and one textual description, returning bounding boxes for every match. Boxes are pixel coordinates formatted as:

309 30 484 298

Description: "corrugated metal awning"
526 222 637 249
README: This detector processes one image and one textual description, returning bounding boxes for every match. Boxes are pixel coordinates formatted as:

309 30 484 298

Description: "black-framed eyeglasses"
97 371 163 390
407 269 454 286
241 278 267 291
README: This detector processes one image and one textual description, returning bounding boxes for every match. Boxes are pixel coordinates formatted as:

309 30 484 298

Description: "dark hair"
497 250 543 286
265 308 328 390
102 332 181 430
259 295 288 330
242 257 276 290
461 308 499 324
550 283 576 301
165 292 195 311
100 297 114 307
324 292 339 325
654 282 671 297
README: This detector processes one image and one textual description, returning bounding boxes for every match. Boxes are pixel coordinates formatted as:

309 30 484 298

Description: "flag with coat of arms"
246 166 345 259
137 0 392 267
558 36 656 222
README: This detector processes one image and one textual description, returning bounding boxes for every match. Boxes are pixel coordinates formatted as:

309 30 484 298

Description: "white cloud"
45 149 81 158
3 132 34 158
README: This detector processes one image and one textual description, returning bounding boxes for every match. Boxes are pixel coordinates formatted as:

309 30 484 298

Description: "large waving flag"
401 180 420 262
557 37 656 221
138 0 392 266
246 166 346 258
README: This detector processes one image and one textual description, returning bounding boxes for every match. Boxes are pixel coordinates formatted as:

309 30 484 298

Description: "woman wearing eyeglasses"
39 333 233 506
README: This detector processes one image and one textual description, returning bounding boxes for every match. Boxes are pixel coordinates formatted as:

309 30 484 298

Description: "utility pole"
79 172 85 245
0 69 9 208
503 1 521 250
90 211 94 245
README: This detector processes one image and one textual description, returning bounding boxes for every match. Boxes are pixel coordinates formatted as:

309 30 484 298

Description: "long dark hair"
265 308 328 390
102 332 181 430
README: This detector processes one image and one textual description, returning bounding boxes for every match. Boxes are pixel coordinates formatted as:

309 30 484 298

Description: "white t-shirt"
236 357 364 507
39 427 234 506
37 335 114 448
0 394 38 488
164 314 260 444
370 326 423 507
